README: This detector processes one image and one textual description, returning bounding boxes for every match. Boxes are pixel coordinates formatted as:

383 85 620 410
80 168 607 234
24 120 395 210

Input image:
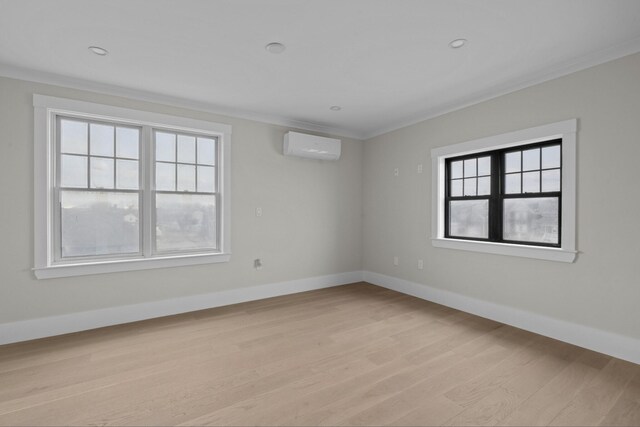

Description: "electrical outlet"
417 259 424 270
394 168 399 176
393 256 399 266
256 207 262 217
417 164 423 174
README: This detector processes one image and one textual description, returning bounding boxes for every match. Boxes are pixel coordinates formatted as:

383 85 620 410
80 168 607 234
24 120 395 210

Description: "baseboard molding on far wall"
3 269 638 365
0 271 364 346
363 270 640 365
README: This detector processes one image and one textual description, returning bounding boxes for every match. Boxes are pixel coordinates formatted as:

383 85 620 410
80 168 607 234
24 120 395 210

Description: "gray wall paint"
363 52 640 339
0 76 363 323
2 52 639 341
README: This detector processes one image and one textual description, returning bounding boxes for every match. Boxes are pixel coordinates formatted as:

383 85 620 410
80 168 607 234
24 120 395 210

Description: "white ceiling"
1 0 640 139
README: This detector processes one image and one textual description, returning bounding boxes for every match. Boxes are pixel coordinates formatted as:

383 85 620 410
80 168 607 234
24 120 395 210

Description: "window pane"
61 155 87 188
60 119 87 155
477 157 491 176
177 135 196 163
503 197 559 244
155 193 216 251
522 148 540 171
90 157 114 189
156 162 175 191
464 159 476 177
177 164 196 192
450 179 462 197
197 137 216 165
463 178 476 196
116 159 139 190
505 173 521 194
451 161 463 179
449 200 488 239
197 166 215 193
522 171 540 193
116 127 139 159
156 132 176 162
542 145 561 169
477 176 491 195
542 169 561 192
505 151 521 173
90 123 114 157
60 191 139 257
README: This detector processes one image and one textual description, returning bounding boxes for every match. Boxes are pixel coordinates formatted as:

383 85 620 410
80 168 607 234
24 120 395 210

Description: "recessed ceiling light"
265 42 286 54
329 106 342 111
449 39 467 49
88 46 108 56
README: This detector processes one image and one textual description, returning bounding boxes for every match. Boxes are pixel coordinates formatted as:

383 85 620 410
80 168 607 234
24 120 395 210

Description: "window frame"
444 139 562 248
431 120 577 263
34 95 232 279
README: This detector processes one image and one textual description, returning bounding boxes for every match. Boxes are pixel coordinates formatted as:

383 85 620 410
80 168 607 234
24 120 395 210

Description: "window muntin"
57 117 142 260
53 116 223 263
34 95 232 279
446 154 493 240
153 130 218 253
445 139 561 247
449 156 491 197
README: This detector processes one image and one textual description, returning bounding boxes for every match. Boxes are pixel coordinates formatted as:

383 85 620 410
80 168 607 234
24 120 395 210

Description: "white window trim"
33 94 232 279
431 119 577 263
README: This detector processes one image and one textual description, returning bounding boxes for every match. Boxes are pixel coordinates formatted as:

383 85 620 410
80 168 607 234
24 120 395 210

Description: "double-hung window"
446 140 562 246
432 120 576 262
34 95 231 278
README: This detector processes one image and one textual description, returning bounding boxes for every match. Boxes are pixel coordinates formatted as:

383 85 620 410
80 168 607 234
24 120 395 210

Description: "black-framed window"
445 139 562 247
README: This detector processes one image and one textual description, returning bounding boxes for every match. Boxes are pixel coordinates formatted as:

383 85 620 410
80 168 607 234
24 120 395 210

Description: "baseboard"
363 270 640 365
4 270 638 365
0 271 364 345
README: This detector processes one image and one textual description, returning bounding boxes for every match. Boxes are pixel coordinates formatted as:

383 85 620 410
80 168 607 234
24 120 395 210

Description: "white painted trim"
0 271 364 345
431 239 576 263
33 95 233 279
364 271 640 365
430 119 576 158
0 63 363 140
5 270 639 366
363 36 640 139
33 94 233 135
33 253 232 279
430 119 577 263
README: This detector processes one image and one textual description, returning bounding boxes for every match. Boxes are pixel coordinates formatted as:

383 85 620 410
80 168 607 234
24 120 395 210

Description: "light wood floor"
1 283 639 426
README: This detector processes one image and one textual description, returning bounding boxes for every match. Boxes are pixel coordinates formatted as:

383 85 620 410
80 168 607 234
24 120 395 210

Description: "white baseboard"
4 269 638 366
364 270 640 365
0 271 364 345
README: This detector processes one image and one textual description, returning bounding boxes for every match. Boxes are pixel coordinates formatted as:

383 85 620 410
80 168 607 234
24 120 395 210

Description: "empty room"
1 0 640 425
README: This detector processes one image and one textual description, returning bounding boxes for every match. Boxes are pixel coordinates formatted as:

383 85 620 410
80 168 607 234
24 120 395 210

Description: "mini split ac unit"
283 131 341 160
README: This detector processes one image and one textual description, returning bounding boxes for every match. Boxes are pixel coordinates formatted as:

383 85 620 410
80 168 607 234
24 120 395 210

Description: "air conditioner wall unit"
283 131 341 160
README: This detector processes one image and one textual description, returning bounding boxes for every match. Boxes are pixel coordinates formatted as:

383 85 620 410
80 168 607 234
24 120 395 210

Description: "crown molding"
362 36 640 140
0 62 365 140
2 33 640 143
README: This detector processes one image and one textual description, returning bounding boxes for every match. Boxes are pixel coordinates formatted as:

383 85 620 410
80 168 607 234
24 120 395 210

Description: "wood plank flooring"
0 282 639 426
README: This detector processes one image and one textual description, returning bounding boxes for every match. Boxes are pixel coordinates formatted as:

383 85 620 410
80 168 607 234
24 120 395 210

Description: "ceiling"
1 0 640 139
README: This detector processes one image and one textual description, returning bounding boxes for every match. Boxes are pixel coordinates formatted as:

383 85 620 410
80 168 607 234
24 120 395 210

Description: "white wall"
0 76 363 324
363 52 640 340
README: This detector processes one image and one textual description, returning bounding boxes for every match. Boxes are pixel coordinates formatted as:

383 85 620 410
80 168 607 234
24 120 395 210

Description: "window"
446 140 561 246
34 95 231 278
432 120 576 262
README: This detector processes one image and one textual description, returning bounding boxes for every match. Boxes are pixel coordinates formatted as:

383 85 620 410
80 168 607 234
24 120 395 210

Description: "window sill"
34 252 231 279
432 238 576 263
